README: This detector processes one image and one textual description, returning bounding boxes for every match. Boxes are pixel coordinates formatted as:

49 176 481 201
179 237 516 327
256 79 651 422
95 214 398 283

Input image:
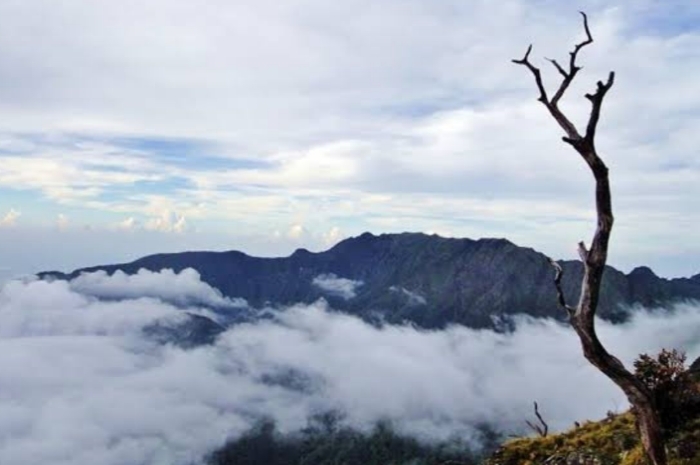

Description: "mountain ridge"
38 232 700 330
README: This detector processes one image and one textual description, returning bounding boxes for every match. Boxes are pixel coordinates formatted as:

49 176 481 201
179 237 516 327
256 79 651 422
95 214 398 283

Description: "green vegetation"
633 349 700 434
486 350 700 465
207 415 490 465
487 412 639 465
487 414 700 465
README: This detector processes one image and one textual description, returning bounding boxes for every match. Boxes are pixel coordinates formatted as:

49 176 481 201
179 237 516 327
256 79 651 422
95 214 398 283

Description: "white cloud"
312 274 364 300
0 209 20 227
0 2 698 277
322 226 345 247
173 215 187 233
287 223 308 240
144 210 188 233
2 272 700 465
56 213 69 230
116 216 138 231
390 286 427 305
0 142 162 205
0 278 181 337
69 268 246 309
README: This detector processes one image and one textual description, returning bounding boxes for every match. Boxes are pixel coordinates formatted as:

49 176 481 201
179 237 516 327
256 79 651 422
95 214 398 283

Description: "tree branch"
549 259 575 316
572 11 594 65
584 72 616 148
512 45 548 104
577 241 589 263
525 401 549 437
550 11 594 107
512 13 598 141
546 58 568 78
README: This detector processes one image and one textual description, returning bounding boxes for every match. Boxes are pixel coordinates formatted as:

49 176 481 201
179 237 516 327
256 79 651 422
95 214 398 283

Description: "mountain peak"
291 248 313 257
629 266 658 279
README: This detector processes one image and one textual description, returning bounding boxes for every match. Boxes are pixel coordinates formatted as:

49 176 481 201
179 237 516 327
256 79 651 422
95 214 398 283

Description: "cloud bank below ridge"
0 269 699 464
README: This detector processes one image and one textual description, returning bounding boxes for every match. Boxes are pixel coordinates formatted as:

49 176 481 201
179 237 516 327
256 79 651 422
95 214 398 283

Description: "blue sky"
0 0 699 278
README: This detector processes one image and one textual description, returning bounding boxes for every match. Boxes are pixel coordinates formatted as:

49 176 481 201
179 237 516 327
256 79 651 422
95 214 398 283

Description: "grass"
486 412 700 465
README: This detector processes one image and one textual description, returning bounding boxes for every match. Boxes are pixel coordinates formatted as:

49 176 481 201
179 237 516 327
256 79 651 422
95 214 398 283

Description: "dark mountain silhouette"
142 313 227 348
39 232 700 331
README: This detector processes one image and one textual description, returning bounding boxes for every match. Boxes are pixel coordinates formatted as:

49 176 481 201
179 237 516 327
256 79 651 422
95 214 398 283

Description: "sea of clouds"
1 268 699 465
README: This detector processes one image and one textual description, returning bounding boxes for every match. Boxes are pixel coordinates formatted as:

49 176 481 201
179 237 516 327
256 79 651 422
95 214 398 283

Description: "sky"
0 0 699 277
2 268 700 464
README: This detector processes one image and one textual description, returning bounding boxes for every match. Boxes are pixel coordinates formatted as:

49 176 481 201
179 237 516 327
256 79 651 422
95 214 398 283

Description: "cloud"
312 274 364 299
0 278 182 337
322 226 345 247
390 286 427 305
116 216 138 231
0 208 20 227
0 3 699 276
69 268 247 309
56 213 69 230
144 210 188 233
287 223 308 240
2 269 700 464
0 139 162 205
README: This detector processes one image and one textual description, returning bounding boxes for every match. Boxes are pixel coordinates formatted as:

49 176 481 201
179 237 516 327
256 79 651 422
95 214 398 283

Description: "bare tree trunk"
513 13 666 465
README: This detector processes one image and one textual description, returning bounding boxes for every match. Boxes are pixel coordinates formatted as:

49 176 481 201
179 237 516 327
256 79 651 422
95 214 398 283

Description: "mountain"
143 313 227 348
38 232 700 330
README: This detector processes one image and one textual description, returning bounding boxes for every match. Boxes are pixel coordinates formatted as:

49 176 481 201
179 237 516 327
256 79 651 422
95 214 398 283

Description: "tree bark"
513 13 667 465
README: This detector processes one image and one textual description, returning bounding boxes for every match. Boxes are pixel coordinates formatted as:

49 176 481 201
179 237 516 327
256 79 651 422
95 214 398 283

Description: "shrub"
633 349 699 433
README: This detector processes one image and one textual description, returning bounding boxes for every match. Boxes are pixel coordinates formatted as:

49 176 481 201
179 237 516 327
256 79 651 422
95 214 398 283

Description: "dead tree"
512 12 667 465
525 401 549 438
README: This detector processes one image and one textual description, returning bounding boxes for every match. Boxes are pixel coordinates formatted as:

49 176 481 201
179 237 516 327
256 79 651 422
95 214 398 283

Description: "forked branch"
525 401 549 438
584 72 615 149
551 11 593 106
512 45 548 104
511 11 599 142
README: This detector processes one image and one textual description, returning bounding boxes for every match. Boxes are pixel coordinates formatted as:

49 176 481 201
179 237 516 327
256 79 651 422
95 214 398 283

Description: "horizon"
16 230 699 282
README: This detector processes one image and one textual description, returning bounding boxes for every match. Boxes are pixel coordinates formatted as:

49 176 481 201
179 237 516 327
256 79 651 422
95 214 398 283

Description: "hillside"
486 359 700 465
40 232 700 330
486 412 700 465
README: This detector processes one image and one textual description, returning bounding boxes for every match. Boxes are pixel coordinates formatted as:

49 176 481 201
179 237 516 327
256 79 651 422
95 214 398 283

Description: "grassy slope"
485 412 700 465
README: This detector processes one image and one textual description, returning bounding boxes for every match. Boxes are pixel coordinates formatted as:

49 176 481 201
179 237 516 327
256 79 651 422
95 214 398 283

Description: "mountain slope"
487 410 700 465
39 232 700 329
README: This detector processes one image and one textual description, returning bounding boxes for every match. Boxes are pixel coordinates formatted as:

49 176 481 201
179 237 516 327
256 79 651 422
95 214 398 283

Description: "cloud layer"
312 273 364 300
69 268 246 309
1 269 700 464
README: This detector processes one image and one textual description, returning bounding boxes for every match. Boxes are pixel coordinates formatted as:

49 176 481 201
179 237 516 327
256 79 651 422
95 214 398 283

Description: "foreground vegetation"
487 413 700 465
488 351 700 465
